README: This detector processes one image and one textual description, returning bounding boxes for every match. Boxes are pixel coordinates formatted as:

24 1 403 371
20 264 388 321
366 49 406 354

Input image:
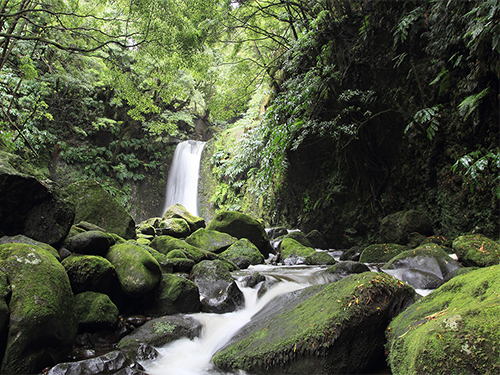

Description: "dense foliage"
1 0 498 241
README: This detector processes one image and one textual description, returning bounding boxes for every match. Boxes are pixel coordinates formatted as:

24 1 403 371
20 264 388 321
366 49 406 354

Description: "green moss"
359 243 409 263
150 235 216 263
153 321 177 334
452 234 500 267
305 251 336 265
185 228 238 253
214 272 414 372
166 249 188 259
386 265 500 374
74 291 119 327
220 238 265 265
280 238 315 260
383 243 450 267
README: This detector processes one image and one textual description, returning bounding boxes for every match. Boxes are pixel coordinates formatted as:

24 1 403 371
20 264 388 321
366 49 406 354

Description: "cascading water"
163 140 205 216
142 267 319 375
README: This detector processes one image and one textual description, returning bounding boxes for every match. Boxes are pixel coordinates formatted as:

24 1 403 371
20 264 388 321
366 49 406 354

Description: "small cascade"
163 140 205 216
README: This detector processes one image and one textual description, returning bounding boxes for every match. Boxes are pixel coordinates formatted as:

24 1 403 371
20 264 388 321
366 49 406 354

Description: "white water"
163 140 205 216
143 271 313 375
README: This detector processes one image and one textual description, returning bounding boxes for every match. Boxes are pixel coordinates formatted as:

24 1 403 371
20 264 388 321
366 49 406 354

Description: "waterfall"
163 140 205 216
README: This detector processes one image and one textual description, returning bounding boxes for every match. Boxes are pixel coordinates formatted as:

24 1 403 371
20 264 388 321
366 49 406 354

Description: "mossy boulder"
62 255 116 294
452 234 500 267
386 265 500 374
157 218 191 238
68 230 115 256
0 234 60 260
0 151 75 247
220 238 265 266
305 251 336 265
382 243 463 289
191 260 244 313
0 243 77 374
380 210 432 244
306 229 328 249
325 260 370 275
66 179 136 239
284 231 313 247
142 273 201 317
213 272 415 374
162 203 206 232
106 242 161 297
206 211 273 258
279 237 316 264
133 241 173 273
359 243 409 263
74 291 119 328
118 315 202 355
340 246 362 261
186 228 238 253
149 235 216 263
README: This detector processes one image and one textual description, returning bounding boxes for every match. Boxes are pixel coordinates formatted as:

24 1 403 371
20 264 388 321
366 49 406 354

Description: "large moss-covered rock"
359 243 409 263
69 230 115 256
163 203 205 232
149 235 217 263
0 234 60 260
279 237 316 264
191 260 244 313
386 265 500 374
157 218 191 238
452 234 500 267
206 211 273 258
118 315 202 354
74 291 119 328
220 238 265 266
0 243 77 374
62 255 116 294
382 243 463 289
305 251 336 265
213 272 415 374
0 151 75 247
66 179 136 239
186 228 238 253
106 242 161 297
142 273 201 316
380 210 432 244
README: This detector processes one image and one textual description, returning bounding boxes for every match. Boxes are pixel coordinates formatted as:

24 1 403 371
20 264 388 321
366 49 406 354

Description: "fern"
457 87 490 120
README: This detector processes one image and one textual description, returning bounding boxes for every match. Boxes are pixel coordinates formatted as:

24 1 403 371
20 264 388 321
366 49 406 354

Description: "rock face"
0 151 75 247
191 260 244 313
452 233 500 267
213 272 415 374
386 265 500 374
106 242 161 297
66 179 136 239
206 211 273 258
380 210 432 244
0 243 77 374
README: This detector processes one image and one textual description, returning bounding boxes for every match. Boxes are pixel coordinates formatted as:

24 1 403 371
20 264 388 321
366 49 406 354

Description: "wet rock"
107 242 161 297
237 272 266 288
386 265 500 374
149 235 217 263
162 203 206 232
283 231 313 247
340 246 362 261
220 238 265 266
69 230 115 255
118 315 202 355
0 234 60 260
325 260 370 275
266 227 288 240
191 260 244 313
213 272 415 374
185 228 238 253
142 273 200 317
452 233 500 267
66 179 136 240
382 243 463 289
206 211 273 258
0 243 77 374
62 255 116 294
44 350 145 375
